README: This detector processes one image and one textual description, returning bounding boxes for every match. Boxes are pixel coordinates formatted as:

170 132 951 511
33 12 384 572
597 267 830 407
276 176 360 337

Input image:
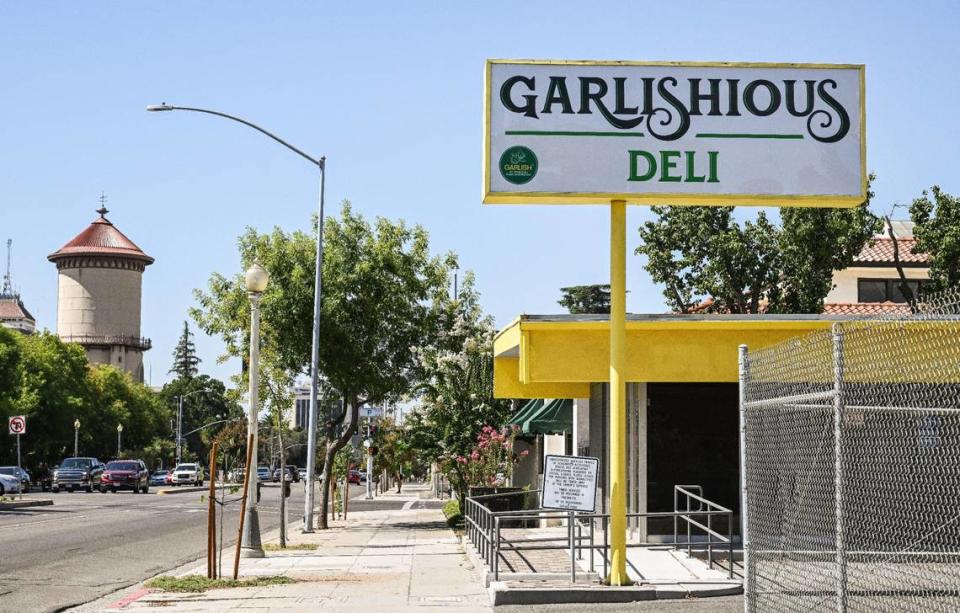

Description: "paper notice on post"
541 454 599 512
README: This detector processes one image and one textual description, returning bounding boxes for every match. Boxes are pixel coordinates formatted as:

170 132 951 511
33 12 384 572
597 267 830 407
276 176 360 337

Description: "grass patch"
145 574 296 592
442 498 463 528
263 542 318 551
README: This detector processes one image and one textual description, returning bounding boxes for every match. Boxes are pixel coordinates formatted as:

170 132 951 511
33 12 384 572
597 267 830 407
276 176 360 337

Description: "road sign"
359 406 383 418
541 454 599 512
485 60 866 207
8 415 26 435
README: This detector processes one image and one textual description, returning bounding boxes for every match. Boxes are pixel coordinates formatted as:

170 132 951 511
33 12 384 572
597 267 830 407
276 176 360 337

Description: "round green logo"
499 146 538 185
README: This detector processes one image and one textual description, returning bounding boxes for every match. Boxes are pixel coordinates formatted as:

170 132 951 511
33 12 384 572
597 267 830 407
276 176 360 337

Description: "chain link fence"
741 289 960 613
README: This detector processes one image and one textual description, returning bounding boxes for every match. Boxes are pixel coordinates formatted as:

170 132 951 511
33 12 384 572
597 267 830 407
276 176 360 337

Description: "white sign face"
484 60 866 207
359 407 383 418
8 415 26 435
541 454 599 512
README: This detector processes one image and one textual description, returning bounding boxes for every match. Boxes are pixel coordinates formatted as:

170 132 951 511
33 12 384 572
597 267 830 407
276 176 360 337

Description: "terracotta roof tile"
855 238 929 264
48 213 153 264
822 301 912 315
0 297 35 322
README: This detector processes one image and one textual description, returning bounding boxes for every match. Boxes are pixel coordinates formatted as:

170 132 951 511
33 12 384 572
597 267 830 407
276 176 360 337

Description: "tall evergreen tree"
170 321 201 380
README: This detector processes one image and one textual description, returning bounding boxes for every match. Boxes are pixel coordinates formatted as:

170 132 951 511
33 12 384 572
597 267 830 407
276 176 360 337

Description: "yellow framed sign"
483 60 866 207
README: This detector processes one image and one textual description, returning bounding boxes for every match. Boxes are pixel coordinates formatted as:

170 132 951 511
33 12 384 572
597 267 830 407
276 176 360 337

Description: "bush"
442 498 463 528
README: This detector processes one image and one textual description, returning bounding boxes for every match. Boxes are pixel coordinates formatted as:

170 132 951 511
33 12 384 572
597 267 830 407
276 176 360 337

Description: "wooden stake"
207 442 219 579
233 434 255 580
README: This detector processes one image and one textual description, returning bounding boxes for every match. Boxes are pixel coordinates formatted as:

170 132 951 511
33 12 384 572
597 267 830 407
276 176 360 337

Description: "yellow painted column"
607 199 631 585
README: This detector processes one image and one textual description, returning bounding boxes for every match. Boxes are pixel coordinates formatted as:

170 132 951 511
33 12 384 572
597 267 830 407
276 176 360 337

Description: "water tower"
48 202 153 382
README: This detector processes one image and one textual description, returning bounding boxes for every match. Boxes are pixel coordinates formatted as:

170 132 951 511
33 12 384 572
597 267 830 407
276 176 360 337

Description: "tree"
910 186 960 295
159 375 243 465
406 273 514 502
192 202 451 528
170 321 201 380
558 284 611 314
637 182 880 314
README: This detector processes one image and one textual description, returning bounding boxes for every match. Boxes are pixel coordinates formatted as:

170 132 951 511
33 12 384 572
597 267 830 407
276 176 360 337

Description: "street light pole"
117 423 123 457
177 395 183 464
241 262 269 558
74 419 80 457
147 103 326 533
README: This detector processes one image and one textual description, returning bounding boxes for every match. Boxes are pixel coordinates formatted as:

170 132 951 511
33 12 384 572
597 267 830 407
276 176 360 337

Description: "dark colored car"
53 457 104 493
101 459 150 493
285 464 300 483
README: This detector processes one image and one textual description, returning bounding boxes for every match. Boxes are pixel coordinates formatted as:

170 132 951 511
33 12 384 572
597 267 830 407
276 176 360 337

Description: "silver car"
0 473 21 496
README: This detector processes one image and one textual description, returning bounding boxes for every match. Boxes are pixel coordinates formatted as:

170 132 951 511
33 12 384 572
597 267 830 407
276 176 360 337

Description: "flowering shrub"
446 424 529 488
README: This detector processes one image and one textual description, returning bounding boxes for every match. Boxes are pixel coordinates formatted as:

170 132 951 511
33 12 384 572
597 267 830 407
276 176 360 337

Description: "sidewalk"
94 484 491 612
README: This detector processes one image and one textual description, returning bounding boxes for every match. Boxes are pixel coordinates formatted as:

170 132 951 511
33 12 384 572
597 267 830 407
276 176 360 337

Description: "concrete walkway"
88 484 491 612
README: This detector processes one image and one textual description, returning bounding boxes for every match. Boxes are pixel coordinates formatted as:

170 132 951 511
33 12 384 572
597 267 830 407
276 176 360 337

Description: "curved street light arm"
181 417 243 439
150 104 323 169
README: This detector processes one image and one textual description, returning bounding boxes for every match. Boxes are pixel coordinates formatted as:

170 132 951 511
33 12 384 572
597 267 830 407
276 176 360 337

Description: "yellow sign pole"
606 199 631 585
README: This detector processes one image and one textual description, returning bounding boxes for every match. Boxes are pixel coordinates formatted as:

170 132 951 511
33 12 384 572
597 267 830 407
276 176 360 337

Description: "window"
858 278 925 303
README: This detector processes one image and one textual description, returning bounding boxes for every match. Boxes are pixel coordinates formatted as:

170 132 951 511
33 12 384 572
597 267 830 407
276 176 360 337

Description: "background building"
48 205 153 382
0 239 35 334
824 220 930 314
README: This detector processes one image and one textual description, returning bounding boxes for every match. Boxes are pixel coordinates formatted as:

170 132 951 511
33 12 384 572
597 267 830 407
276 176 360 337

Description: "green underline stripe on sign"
505 130 645 137
695 133 804 139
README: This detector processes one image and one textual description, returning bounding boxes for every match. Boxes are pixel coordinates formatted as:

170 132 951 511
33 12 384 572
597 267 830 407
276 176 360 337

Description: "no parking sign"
8 415 26 435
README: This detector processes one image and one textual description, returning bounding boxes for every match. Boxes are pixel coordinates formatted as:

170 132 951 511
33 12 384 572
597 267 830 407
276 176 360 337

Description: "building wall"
56 267 143 338
826 266 929 303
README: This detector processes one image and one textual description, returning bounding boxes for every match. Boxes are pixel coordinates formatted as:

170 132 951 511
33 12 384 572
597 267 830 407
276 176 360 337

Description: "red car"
100 459 150 494
348 470 361 485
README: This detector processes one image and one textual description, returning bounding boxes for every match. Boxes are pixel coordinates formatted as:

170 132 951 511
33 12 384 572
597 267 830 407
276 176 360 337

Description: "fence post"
494 516 501 582
569 510 576 583
738 344 751 611
832 324 848 613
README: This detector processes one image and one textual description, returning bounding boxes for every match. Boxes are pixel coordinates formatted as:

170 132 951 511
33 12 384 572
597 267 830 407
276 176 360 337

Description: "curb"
156 484 242 496
488 580 742 606
0 498 54 510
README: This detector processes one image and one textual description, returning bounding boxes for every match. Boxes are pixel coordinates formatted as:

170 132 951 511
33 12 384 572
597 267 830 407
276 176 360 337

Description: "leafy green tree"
558 284 611 314
0 327 20 418
170 321 201 380
159 375 243 465
637 182 879 314
910 186 960 295
406 273 513 502
192 202 451 528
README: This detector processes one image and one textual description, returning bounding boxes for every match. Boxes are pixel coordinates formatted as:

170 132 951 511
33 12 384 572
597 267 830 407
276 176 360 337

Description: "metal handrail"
464 485 739 583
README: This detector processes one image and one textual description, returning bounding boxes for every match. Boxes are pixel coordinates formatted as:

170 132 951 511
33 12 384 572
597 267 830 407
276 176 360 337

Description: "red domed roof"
48 208 154 265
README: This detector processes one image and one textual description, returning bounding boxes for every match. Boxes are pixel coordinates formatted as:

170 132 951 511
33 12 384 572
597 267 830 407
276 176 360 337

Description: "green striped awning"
522 398 573 435
507 399 544 427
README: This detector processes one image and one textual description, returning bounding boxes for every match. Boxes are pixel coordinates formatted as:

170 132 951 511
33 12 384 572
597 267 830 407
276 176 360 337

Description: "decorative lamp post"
241 262 268 558
117 423 123 457
74 419 80 457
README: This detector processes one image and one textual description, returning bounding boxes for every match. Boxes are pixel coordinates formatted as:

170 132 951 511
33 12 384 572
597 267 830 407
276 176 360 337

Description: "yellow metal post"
607 199 631 585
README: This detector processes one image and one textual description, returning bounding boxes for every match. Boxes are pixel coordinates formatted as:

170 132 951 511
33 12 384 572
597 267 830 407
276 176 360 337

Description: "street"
0 482 412 612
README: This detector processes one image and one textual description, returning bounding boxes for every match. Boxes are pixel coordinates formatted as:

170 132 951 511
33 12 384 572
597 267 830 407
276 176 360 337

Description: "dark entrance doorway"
647 383 740 533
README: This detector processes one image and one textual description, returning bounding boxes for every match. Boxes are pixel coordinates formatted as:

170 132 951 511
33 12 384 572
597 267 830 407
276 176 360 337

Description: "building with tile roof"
48 204 153 382
823 220 929 315
0 239 36 334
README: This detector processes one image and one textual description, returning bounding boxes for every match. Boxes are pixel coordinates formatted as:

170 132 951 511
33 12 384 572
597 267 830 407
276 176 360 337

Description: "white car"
0 473 21 496
171 463 204 486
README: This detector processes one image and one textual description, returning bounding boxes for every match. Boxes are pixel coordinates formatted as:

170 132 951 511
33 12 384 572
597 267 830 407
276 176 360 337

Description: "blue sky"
2 2 958 387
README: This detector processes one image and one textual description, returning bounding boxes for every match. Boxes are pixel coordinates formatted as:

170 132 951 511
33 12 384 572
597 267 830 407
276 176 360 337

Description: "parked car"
256 466 270 482
0 472 21 496
101 459 150 493
297 467 307 481
285 465 300 483
358 470 367 483
149 470 171 486
171 463 204 486
348 470 361 485
53 457 104 493
34 463 53 491
270 466 281 483
0 466 31 491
